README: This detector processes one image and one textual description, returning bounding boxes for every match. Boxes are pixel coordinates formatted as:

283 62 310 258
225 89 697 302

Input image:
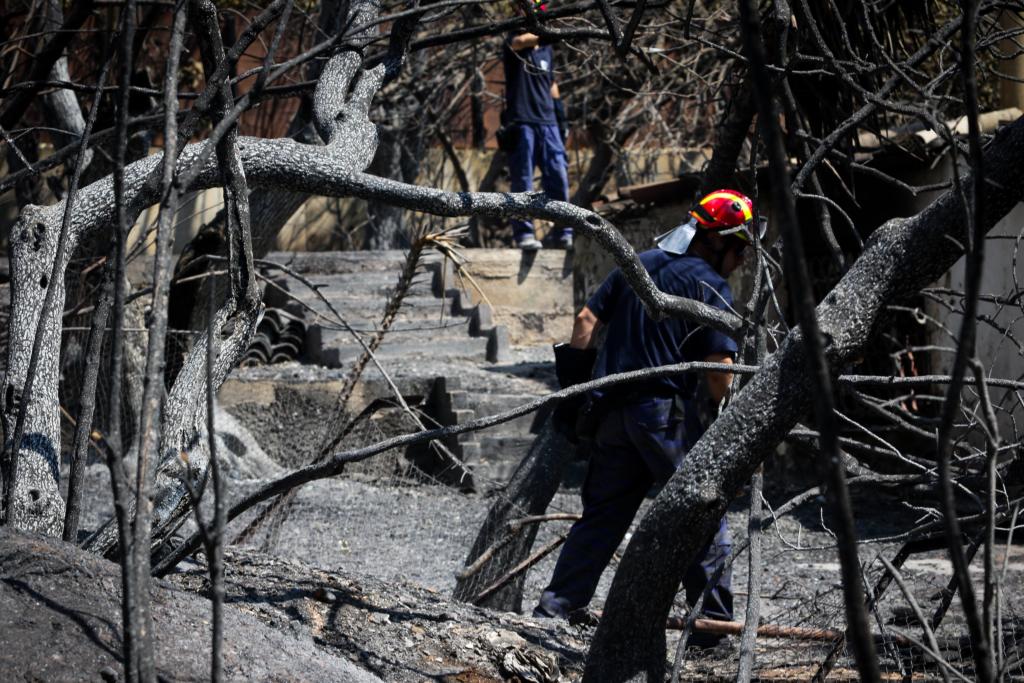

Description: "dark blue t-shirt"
587 250 738 403
503 34 557 125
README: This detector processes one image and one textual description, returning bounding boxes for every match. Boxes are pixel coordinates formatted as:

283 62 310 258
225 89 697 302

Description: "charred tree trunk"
364 109 422 249
37 0 93 175
2 204 68 534
365 52 429 250
86 0 391 553
572 119 637 210
164 0 344 386
582 114 1024 682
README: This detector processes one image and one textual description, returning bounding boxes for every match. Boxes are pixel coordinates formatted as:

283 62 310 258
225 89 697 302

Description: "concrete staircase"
427 369 555 486
262 251 511 368
225 249 571 488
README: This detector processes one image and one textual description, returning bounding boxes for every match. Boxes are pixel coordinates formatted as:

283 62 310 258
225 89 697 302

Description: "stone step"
467 394 546 436
315 318 473 335
281 272 441 300
263 250 443 275
309 323 481 350
307 326 489 367
266 284 454 321
312 340 490 368
286 295 459 323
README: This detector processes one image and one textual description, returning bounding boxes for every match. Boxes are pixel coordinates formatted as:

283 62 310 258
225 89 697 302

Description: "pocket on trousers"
624 399 686 476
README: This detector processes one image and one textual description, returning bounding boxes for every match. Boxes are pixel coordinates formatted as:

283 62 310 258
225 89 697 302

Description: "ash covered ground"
61 354 1024 681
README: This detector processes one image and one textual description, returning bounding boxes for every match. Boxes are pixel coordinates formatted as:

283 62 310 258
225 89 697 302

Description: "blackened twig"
107 1 139 677
62 271 113 541
670 548 732 681
456 513 580 580
929 536 983 633
470 534 567 605
932 1 994 679
879 556 953 683
618 0 647 56
130 6 188 681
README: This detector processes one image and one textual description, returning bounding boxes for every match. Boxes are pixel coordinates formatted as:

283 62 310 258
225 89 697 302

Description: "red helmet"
655 188 765 254
690 189 763 242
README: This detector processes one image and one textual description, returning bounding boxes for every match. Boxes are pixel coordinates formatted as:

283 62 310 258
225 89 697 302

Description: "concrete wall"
894 152 1024 439
1000 12 1024 111
575 202 688 306
928 203 1024 438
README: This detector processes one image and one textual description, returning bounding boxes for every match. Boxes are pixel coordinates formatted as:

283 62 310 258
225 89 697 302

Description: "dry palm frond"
423 223 493 313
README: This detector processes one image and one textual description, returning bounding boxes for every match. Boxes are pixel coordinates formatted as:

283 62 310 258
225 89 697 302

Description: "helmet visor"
655 218 698 255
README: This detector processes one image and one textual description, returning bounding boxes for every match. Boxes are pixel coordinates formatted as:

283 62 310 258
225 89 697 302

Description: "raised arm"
509 32 541 51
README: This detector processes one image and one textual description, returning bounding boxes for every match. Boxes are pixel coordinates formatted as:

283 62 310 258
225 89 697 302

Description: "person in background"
502 7 572 251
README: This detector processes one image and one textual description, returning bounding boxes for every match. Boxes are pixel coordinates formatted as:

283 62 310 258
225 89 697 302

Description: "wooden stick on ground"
668 617 915 649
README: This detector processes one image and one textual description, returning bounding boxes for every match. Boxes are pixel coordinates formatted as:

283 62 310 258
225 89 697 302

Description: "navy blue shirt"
587 250 738 403
503 34 557 124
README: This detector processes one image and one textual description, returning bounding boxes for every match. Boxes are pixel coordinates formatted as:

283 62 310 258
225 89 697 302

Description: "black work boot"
532 591 572 619
686 631 725 650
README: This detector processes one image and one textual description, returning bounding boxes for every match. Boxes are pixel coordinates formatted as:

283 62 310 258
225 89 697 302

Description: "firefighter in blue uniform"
502 5 572 251
535 190 765 645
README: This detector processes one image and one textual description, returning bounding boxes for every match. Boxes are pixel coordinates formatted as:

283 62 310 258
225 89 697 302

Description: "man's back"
587 250 737 400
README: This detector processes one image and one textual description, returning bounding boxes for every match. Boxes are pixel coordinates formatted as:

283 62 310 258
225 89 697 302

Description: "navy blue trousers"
507 122 571 240
543 397 733 619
